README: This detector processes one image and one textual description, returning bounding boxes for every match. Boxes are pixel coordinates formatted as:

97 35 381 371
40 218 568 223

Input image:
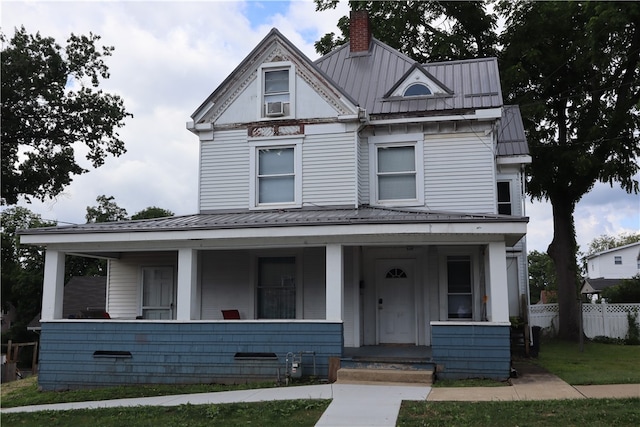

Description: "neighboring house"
1 304 17 334
19 12 531 390
581 242 640 298
27 276 108 332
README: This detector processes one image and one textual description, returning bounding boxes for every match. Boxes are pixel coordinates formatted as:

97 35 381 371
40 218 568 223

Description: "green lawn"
2 339 639 426
0 400 331 427
0 378 281 409
532 339 640 385
398 398 640 426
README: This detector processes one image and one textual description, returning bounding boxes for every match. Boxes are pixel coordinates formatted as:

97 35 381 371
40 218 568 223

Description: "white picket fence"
529 303 640 339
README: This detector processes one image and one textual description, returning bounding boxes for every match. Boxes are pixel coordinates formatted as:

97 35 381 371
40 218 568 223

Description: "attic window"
403 83 431 97
259 62 294 119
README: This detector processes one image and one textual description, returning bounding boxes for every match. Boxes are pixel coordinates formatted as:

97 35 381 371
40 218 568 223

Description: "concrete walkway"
2 369 639 427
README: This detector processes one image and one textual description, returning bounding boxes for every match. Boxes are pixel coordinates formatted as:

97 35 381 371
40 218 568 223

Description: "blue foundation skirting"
38 320 343 390
431 322 511 380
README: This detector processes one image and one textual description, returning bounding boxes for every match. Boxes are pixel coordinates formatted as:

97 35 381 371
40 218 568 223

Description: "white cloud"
2 0 637 254
526 180 640 254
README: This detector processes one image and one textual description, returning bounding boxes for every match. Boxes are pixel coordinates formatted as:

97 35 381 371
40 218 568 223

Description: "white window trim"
392 69 442 97
438 249 480 321
253 250 303 319
139 265 176 320
368 133 425 207
249 137 303 209
496 180 513 215
257 61 296 120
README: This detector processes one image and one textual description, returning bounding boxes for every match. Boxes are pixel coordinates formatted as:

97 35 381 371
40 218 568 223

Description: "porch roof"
20 206 527 236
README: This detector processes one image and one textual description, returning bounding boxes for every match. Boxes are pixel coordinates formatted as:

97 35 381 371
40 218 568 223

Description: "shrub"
601 275 640 303
626 310 640 345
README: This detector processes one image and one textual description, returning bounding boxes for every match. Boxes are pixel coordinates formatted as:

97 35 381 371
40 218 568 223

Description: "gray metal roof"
20 206 526 236
497 105 529 156
581 278 623 294
314 38 503 116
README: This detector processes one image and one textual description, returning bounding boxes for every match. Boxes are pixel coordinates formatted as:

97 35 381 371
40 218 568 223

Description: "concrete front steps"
336 359 435 385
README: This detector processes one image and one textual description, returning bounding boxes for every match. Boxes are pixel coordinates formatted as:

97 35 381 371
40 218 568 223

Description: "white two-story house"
20 12 531 390
581 242 640 297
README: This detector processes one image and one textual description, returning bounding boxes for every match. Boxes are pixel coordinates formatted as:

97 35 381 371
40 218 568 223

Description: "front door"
376 259 416 344
141 266 175 319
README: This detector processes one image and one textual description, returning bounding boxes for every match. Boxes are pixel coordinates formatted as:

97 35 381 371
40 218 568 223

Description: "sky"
2 0 639 254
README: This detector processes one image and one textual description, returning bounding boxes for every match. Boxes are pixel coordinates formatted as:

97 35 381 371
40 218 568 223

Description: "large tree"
67 197 175 280
585 233 640 257
498 1 640 339
528 250 557 304
1 207 55 340
314 0 498 61
85 194 128 223
1 27 132 205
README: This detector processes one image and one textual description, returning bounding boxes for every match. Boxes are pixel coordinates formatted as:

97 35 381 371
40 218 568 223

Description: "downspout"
354 108 368 209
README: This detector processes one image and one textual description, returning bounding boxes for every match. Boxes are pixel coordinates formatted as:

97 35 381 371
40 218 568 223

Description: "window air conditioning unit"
265 101 284 117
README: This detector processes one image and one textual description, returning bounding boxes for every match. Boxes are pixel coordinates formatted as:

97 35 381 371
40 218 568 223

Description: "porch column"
41 249 65 320
176 248 198 320
326 244 344 321
486 241 509 322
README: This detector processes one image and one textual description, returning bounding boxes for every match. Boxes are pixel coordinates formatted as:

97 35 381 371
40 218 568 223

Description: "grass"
1 399 331 427
0 379 280 408
2 339 639 426
398 398 640 426
532 338 640 385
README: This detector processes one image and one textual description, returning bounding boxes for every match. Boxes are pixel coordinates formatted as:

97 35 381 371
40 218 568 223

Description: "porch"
21 208 526 389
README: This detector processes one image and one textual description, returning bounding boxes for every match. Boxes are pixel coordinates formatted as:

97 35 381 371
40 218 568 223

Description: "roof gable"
586 241 640 260
191 28 359 125
383 63 453 98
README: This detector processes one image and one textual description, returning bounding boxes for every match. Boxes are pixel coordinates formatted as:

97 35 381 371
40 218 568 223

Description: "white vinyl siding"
587 244 640 279
107 252 177 319
200 250 252 320
424 134 495 213
302 247 326 319
199 130 250 211
303 132 355 206
342 247 357 347
200 248 325 320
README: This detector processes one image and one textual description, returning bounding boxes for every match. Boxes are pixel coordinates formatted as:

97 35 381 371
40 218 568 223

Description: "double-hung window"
249 139 302 208
258 147 294 203
257 257 296 319
369 134 424 206
259 62 294 118
497 181 512 215
447 256 473 319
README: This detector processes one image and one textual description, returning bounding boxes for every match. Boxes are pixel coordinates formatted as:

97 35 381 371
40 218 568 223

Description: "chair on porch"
221 309 241 320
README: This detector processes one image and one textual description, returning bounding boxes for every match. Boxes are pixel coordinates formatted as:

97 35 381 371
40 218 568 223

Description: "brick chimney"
350 10 371 54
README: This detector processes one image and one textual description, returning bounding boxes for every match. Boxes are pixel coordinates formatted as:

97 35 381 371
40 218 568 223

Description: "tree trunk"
547 196 580 340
